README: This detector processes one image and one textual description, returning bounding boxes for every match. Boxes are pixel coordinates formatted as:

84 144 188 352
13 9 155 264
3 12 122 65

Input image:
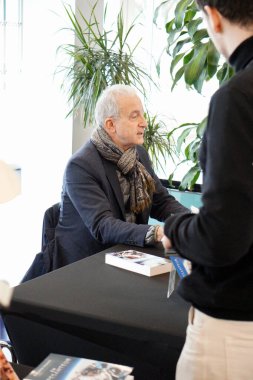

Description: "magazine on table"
24 353 134 379
105 250 173 277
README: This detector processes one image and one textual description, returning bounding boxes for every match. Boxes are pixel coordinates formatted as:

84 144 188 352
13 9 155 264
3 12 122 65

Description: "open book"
105 250 172 277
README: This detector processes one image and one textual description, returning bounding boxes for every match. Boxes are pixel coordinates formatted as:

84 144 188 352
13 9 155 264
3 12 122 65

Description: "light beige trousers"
176 307 253 380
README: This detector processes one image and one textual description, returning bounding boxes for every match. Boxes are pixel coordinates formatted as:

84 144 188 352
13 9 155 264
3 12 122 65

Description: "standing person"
162 1 253 379
54 84 188 268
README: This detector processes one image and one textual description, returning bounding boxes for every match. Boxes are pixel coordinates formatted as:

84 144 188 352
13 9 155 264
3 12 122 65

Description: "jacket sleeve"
64 154 150 247
164 85 253 267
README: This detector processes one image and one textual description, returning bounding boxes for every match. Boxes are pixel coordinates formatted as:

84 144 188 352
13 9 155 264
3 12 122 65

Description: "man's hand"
161 235 172 251
155 226 164 242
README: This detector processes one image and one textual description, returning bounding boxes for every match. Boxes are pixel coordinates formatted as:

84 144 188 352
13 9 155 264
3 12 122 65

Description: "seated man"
55 84 188 267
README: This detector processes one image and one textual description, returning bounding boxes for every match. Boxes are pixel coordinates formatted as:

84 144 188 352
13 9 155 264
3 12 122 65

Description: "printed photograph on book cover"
69 360 131 379
111 250 167 267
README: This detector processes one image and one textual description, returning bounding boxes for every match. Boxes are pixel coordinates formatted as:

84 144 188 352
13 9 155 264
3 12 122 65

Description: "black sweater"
164 36 253 320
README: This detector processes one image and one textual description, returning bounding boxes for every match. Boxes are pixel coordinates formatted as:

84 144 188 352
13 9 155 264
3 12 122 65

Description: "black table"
2 245 189 380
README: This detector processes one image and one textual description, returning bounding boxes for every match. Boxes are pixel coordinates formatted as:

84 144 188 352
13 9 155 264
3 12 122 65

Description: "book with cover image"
105 250 173 277
24 353 134 380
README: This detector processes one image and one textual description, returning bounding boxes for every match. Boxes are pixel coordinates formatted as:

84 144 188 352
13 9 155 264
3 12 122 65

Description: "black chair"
21 203 61 283
41 202 60 251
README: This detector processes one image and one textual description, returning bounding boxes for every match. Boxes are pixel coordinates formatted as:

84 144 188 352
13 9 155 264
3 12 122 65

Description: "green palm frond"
143 112 176 174
57 3 154 129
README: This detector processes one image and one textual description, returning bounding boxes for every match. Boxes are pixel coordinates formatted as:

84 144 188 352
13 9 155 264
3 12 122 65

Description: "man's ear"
104 118 116 136
204 5 223 33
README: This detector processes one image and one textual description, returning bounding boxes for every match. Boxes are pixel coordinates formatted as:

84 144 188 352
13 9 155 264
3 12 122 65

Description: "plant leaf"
193 65 206 93
167 122 197 139
184 44 207 86
58 3 155 129
183 49 194 65
167 28 179 48
192 28 209 44
196 117 207 137
165 19 174 34
170 52 184 75
179 164 200 190
175 0 192 29
184 8 197 22
171 66 185 90
187 18 202 38
176 127 192 153
153 0 170 26
172 37 191 57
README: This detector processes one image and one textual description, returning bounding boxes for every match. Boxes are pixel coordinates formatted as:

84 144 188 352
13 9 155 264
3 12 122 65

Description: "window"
0 0 23 88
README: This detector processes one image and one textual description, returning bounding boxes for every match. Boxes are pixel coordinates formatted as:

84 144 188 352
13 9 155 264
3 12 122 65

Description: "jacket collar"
229 35 253 72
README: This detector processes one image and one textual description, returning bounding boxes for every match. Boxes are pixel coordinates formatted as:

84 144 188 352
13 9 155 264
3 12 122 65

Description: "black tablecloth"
3 245 189 380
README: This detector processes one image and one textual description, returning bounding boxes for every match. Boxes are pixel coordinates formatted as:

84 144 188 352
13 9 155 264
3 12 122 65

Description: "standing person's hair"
196 0 253 25
95 84 139 128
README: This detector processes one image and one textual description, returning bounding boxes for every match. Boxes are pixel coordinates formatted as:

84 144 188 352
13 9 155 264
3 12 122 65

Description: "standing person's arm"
163 87 253 266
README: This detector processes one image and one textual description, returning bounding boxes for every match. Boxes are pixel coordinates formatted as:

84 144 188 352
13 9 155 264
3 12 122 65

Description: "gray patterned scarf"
91 128 156 213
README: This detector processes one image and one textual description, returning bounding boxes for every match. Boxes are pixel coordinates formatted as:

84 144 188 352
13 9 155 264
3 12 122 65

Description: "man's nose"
139 115 147 128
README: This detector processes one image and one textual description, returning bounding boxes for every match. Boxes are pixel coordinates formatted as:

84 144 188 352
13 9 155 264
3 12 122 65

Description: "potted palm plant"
57 3 154 129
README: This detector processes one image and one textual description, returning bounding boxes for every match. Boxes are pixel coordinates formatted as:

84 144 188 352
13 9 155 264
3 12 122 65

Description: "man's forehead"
117 94 143 111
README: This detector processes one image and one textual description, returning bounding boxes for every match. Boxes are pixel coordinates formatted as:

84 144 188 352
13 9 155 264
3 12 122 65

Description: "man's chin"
136 138 144 145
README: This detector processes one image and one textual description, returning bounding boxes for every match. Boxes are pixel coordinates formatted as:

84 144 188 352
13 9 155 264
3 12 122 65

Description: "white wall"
0 0 74 285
